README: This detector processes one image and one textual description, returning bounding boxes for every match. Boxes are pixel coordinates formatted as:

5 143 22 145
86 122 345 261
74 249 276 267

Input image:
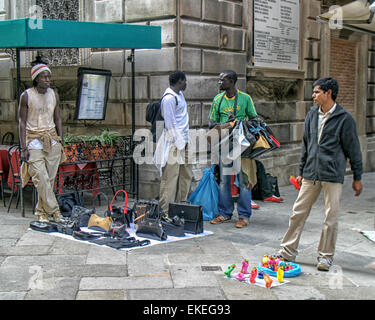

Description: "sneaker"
251 200 259 209
317 257 332 271
264 196 284 202
235 217 248 228
210 215 231 225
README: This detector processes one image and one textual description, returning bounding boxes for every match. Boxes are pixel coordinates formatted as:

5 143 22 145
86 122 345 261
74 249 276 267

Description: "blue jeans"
218 162 252 219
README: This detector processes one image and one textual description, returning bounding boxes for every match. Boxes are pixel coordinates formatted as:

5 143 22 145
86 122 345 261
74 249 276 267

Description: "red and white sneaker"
263 196 284 202
251 200 260 209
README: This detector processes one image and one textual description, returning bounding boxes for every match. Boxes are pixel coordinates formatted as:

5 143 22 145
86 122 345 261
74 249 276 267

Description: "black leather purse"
161 215 185 237
136 218 167 241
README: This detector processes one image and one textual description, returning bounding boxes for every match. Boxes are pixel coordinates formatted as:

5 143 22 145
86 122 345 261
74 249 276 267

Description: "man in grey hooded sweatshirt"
278 77 363 271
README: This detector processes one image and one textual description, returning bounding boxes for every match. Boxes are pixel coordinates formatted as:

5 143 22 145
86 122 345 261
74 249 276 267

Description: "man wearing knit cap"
18 61 66 222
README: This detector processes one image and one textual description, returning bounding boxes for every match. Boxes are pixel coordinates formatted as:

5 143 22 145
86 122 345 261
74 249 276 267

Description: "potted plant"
63 133 79 162
98 130 120 159
78 134 101 161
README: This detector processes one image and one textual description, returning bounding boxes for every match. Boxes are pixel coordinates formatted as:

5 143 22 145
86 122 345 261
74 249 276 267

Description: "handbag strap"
109 189 128 214
92 192 110 215
217 91 238 121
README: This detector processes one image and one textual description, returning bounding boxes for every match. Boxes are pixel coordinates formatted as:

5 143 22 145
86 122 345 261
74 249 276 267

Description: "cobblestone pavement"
0 173 374 302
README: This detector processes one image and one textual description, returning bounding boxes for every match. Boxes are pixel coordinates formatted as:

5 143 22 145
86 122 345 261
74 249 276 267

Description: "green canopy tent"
0 18 161 213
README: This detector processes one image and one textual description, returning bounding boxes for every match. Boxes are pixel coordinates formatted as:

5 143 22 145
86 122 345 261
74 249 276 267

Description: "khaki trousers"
27 143 62 219
279 178 343 263
159 146 193 214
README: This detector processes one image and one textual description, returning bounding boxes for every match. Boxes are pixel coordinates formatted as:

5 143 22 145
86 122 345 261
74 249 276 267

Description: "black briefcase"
168 202 203 234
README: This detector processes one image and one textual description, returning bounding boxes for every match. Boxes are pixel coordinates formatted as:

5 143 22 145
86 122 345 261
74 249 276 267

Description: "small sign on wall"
253 0 300 70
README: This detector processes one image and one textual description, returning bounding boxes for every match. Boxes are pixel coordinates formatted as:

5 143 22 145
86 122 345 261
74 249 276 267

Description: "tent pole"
16 48 25 217
16 48 21 104
130 49 138 200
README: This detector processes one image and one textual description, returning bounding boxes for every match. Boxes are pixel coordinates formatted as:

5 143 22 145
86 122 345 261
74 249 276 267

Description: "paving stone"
0 292 27 300
16 230 56 246
25 277 80 300
127 254 169 276
170 265 220 289
0 225 29 239
1 255 87 268
86 245 127 265
76 290 126 300
79 275 173 290
127 287 225 300
0 245 50 256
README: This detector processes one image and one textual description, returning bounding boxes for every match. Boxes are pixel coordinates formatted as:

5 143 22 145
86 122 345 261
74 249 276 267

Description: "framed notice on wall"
75 67 112 120
253 0 300 70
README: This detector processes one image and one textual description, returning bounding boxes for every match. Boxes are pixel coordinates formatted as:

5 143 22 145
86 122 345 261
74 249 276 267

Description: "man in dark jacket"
278 77 363 271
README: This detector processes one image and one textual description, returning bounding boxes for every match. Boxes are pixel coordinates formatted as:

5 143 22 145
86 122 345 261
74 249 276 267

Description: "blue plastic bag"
188 165 219 221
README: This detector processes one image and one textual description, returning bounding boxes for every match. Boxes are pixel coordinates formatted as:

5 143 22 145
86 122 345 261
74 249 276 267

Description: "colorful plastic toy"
258 261 301 278
277 266 284 283
264 274 273 288
262 254 269 265
258 270 264 279
224 264 236 278
289 176 301 190
235 272 246 281
241 259 249 274
250 267 257 284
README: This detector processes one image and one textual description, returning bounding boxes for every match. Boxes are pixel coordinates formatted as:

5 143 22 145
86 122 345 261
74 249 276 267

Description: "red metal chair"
7 145 36 216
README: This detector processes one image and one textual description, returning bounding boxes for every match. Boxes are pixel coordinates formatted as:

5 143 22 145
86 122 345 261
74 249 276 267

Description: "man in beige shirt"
18 62 65 222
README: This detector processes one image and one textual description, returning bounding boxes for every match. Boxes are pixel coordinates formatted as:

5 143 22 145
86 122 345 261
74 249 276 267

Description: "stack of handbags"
242 117 280 159
133 199 186 240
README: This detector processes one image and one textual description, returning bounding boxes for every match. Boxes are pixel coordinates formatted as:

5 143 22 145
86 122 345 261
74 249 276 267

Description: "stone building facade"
0 0 374 198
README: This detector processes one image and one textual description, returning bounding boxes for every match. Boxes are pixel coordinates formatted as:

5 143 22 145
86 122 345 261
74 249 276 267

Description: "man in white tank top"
18 62 65 223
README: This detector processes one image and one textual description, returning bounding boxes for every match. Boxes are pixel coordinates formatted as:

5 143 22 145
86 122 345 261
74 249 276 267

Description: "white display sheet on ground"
28 226 214 251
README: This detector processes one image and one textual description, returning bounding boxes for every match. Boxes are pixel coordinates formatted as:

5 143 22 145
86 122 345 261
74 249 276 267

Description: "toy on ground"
277 266 284 283
241 259 249 274
264 274 273 288
250 267 257 284
258 270 264 279
224 264 236 278
235 272 246 281
258 254 301 278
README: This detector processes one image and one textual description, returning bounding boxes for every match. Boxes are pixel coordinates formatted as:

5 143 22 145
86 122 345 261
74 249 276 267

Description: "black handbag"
56 192 84 217
168 202 203 234
136 218 167 241
242 117 280 159
109 190 132 227
30 221 58 233
161 215 185 237
71 205 94 228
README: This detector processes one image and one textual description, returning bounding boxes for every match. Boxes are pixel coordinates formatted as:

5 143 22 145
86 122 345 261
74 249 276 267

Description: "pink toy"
235 272 246 281
241 259 249 274
250 267 257 284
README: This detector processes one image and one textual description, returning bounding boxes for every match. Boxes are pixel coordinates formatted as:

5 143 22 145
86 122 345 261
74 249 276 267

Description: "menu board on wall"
75 68 112 120
253 0 300 70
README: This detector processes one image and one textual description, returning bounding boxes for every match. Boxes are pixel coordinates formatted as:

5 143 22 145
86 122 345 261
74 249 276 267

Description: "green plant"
99 129 120 146
77 134 100 144
63 133 78 144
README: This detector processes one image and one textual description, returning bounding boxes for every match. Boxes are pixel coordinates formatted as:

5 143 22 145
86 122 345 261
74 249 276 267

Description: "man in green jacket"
278 77 363 271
